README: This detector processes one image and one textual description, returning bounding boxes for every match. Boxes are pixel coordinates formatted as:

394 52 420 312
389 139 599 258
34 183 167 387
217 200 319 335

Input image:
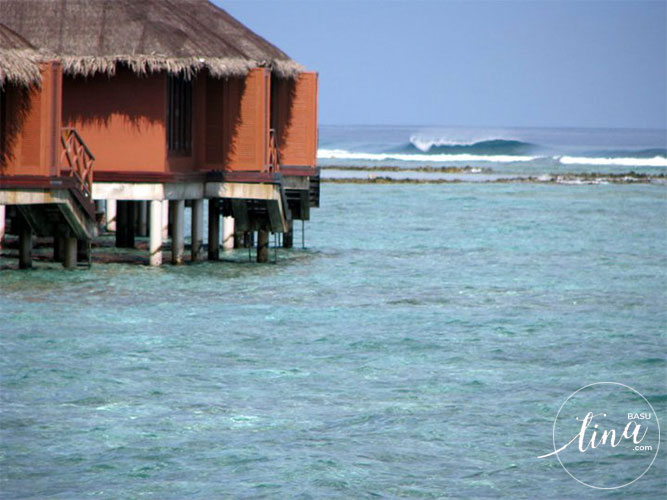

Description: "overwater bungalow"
0 0 319 266
0 23 98 268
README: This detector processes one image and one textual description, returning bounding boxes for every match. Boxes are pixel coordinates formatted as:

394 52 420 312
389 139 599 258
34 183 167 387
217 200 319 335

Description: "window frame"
166 75 192 155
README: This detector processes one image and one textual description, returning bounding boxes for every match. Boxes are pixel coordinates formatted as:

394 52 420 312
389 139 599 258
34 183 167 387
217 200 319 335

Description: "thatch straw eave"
270 59 306 79
60 55 259 80
0 48 41 86
0 23 41 87
0 0 305 80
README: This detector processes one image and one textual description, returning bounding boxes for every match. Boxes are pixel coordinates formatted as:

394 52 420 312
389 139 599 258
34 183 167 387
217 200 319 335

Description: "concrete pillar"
283 219 293 249
149 200 163 266
0 205 6 248
191 199 204 261
167 201 173 237
170 200 185 265
138 201 148 237
162 200 169 240
63 236 77 269
18 223 32 269
208 199 220 260
222 216 235 251
106 199 117 232
257 229 269 263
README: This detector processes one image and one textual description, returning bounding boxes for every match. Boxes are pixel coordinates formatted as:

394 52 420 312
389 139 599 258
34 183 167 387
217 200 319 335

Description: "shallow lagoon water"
1 183 666 498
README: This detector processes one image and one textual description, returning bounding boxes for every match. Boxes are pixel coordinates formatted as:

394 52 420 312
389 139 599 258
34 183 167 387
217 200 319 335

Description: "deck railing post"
60 128 95 200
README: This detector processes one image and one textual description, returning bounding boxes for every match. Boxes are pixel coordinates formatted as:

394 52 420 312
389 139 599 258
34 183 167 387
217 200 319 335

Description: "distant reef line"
322 172 667 185
320 165 493 173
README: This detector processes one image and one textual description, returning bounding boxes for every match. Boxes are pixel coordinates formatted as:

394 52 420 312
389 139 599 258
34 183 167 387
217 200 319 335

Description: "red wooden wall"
272 72 318 168
1 62 61 177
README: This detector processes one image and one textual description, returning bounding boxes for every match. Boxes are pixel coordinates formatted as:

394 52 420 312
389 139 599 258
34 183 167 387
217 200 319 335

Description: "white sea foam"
318 148 667 167
410 135 489 151
556 178 610 185
559 156 667 167
317 148 537 163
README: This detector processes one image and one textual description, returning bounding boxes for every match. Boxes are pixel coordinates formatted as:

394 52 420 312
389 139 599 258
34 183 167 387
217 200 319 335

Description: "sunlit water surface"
1 183 666 498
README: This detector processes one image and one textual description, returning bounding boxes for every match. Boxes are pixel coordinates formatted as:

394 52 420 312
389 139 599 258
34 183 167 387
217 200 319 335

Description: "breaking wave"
406 137 538 155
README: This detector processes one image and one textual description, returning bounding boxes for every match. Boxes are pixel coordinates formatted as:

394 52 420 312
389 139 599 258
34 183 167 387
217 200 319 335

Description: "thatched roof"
0 23 41 86
0 0 304 79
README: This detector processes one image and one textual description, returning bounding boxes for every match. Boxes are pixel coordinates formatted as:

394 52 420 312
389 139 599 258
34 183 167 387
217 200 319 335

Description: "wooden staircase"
309 171 320 208
11 128 98 249
60 127 97 227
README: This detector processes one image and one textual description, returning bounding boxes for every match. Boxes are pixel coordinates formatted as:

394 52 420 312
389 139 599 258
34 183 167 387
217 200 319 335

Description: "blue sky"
220 1 667 130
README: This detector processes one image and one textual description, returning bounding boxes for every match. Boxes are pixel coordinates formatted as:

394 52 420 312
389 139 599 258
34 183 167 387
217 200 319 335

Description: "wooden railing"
61 127 94 200
267 128 281 174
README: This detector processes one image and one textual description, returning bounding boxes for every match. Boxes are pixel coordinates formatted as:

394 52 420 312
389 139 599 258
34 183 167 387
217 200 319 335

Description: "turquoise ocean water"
1 126 666 498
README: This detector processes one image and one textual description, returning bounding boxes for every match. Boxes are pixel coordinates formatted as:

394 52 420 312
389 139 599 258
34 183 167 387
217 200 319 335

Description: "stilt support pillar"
138 201 148 237
222 216 235 250
191 199 204 261
283 219 293 249
257 229 269 263
170 200 185 265
161 201 169 240
63 236 77 269
106 199 117 232
149 200 163 266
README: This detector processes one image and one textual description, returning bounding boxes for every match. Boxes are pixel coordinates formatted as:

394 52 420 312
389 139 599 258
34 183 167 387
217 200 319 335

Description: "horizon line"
318 123 667 133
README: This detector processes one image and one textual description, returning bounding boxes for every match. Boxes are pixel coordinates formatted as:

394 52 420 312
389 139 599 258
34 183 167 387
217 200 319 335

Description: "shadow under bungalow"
0 0 319 268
